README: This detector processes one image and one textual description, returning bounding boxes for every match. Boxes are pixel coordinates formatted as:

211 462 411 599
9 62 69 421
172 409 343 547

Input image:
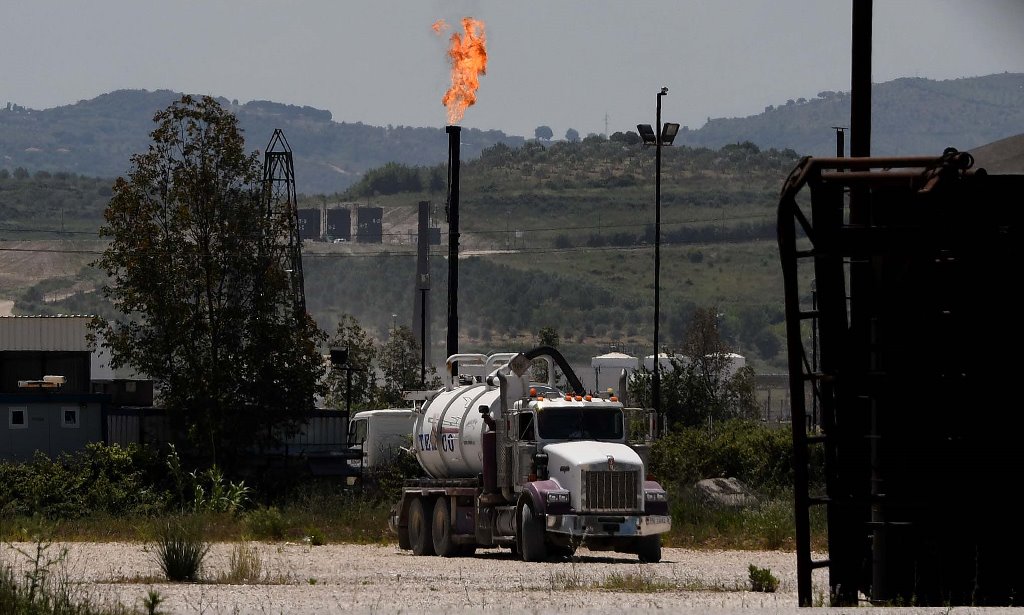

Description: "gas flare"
433 17 487 125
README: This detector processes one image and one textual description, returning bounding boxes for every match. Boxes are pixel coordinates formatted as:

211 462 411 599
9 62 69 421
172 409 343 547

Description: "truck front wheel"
408 497 435 556
519 501 548 562
636 534 662 563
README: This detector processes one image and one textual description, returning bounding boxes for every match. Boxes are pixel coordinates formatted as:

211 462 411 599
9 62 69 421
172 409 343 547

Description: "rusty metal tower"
263 129 306 320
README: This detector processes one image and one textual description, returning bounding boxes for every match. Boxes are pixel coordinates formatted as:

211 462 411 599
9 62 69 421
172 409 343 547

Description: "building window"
9 407 27 429
61 406 80 429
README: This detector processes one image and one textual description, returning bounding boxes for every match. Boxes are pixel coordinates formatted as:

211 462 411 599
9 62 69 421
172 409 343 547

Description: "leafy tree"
610 131 641 146
565 128 580 142
326 313 378 412
348 162 423 197
534 125 553 141
376 325 438 405
630 307 758 430
90 94 326 469
531 326 560 384
427 166 445 193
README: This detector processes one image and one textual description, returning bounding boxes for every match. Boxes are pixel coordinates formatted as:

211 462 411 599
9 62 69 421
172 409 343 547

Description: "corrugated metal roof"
0 315 97 351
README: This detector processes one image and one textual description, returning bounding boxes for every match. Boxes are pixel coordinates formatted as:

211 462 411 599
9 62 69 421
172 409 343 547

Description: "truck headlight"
644 490 667 502
545 491 570 504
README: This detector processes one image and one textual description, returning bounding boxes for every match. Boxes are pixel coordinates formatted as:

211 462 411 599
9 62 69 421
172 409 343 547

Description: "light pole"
638 87 680 428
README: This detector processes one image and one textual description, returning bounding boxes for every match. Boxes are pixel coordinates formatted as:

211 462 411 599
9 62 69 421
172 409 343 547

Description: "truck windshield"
536 407 623 440
348 419 367 446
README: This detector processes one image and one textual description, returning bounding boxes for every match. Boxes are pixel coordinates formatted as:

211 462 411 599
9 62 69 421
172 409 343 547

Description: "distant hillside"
675 73 1024 157
1 73 1022 193
0 90 524 195
969 133 1024 174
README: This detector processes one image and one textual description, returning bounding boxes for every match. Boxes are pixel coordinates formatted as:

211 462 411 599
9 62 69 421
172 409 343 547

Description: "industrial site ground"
2 541 1017 615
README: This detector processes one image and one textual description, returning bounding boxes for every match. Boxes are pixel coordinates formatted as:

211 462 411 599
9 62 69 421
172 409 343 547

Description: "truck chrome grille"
582 470 639 512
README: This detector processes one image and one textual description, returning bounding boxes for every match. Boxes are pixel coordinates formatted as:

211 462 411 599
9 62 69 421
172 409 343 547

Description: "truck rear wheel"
409 497 435 556
636 534 662 563
432 497 458 557
519 501 548 562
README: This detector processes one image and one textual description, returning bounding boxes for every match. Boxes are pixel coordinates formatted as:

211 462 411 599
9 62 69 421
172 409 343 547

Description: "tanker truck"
388 346 670 562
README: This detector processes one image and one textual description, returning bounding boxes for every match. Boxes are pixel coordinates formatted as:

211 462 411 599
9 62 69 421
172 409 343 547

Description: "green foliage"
304 528 326 546
650 419 795 491
531 326 560 384
325 315 440 410
629 308 760 427
325 313 379 412
187 466 250 514
347 162 424 197
153 518 209 582
595 570 675 592
375 325 438 406
242 507 286 540
0 444 169 520
90 94 327 467
748 564 779 593
142 589 165 615
661 485 805 550
0 173 114 239
163 444 249 513
365 449 424 501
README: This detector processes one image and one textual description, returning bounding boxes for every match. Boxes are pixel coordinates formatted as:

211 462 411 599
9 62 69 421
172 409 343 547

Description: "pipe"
446 125 461 377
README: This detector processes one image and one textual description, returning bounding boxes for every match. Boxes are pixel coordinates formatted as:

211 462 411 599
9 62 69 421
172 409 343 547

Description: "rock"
695 476 759 508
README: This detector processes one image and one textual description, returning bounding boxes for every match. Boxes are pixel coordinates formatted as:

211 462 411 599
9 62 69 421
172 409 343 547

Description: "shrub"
165 445 250 513
304 527 326 546
154 519 209 582
650 419 798 492
0 444 169 520
365 451 423 501
748 564 779 593
219 542 263 583
243 507 286 540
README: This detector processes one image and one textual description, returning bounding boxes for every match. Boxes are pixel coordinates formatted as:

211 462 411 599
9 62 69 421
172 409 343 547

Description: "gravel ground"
1 541 1017 615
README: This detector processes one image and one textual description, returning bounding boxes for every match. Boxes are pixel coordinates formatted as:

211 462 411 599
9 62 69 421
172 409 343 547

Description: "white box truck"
344 408 418 483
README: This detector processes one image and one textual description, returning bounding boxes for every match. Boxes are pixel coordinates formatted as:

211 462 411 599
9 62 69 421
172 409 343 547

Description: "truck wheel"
408 497 435 556
519 501 548 562
432 497 458 557
636 535 662 563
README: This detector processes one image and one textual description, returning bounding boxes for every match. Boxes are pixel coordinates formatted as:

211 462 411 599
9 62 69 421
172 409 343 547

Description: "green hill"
2 73 1022 194
3 73 1023 374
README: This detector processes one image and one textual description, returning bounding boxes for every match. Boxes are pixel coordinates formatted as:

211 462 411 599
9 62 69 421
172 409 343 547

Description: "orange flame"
434 17 487 125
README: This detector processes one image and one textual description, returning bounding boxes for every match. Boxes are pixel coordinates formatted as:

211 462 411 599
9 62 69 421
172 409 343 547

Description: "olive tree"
375 325 438 406
326 313 378 412
629 307 759 430
91 95 326 468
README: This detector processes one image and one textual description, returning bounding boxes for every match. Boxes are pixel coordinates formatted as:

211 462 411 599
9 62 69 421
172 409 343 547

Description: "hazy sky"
3 1 1023 139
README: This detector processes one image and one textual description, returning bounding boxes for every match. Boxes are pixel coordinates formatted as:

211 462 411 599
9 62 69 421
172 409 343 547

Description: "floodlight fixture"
636 124 657 145
661 123 680 145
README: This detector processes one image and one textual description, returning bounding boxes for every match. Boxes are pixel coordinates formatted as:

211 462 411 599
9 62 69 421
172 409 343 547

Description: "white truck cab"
345 408 418 480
